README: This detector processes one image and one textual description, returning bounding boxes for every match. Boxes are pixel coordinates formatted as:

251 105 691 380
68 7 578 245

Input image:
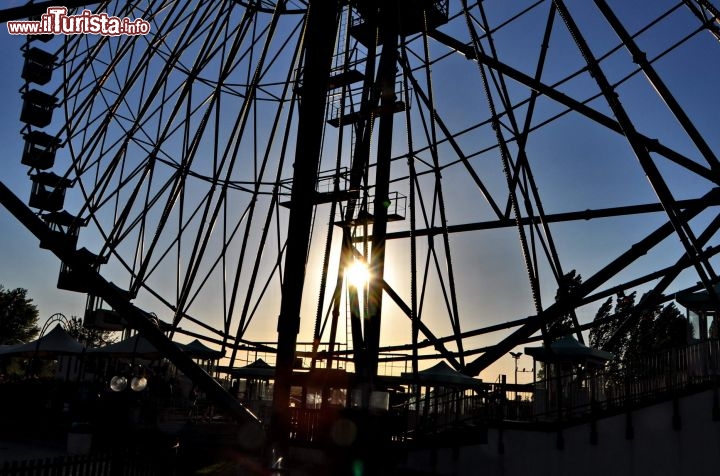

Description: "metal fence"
393 339 720 439
0 452 161 476
531 339 720 421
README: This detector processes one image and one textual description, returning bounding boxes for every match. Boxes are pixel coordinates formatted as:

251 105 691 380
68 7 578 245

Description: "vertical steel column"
365 1 399 385
270 0 340 451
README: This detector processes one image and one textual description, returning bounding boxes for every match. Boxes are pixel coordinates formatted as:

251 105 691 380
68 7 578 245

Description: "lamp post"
510 352 522 401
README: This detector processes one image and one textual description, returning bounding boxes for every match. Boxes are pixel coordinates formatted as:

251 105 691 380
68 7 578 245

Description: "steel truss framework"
2 0 720 444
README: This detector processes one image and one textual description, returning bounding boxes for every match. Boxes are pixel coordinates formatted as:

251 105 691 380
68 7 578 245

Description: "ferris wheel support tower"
270 0 341 453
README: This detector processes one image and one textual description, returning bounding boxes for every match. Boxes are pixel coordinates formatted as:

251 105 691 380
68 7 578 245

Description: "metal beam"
353 195 720 241
463 187 720 376
594 0 720 174
683 0 720 42
378 244 720 356
428 29 719 185
602 210 720 351
553 0 720 324
382 280 462 370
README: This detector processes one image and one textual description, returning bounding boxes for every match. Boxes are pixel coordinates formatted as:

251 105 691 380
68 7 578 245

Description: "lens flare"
346 260 370 288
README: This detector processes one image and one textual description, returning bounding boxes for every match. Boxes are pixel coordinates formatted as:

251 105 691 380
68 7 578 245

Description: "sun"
346 260 370 288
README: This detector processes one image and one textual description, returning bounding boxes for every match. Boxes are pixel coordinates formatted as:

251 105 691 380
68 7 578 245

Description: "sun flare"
346 260 370 288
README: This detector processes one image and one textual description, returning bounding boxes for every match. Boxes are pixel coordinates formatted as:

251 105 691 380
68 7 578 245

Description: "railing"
0 452 162 476
392 387 493 442
326 79 409 125
289 407 325 444
531 339 720 421
392 339 720 439
349 0 450 29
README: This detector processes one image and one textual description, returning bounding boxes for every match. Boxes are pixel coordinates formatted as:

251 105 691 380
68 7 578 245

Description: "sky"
1 0 719 383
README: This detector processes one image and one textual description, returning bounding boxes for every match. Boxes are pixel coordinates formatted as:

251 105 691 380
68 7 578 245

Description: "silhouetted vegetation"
0 285 40 345
65 315 117 348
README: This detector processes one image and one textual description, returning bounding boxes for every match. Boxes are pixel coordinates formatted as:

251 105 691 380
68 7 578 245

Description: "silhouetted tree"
589 296 614 349
588 291 635 382
65 315 117 348
590 292 692 387
0 286 39 345
651 303 688 350
609 291 636 359
625 298 661 358
549 270 582 339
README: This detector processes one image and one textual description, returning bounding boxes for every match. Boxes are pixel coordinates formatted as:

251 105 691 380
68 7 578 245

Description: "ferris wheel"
6 0 720 390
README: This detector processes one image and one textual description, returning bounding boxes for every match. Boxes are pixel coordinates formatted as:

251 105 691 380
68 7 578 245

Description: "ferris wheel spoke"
428 28 719 185
505 5 566 290
595 0 720 173
463 2 555 322
60 2 195 150
231 77 301 343
554 0 719 297
402 62 504 219
683 0 720 42
172 9 296 325
120 14 273 296
408 28 465 362
465 185 720 375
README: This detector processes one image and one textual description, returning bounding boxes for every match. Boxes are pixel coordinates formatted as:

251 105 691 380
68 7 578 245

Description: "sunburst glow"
346 260 370 288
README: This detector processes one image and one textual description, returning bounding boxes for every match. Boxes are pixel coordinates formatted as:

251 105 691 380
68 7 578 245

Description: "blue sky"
1 1 719 380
